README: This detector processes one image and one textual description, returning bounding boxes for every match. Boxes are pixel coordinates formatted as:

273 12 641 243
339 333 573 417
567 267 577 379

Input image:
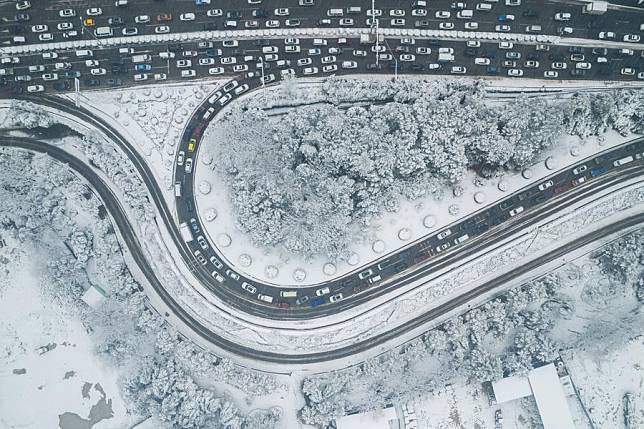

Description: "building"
81 284 107 308
492 363 575 429
335 406 398 429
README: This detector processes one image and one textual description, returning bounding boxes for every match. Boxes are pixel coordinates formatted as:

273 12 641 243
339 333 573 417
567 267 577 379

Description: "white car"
400 54 415 61
572 165 587 175
27 84 44 93
234 83 249 95
57 22 73 30
451 65 466 74
390 9 405 17
155 25 170 33
339 18 354 26
232 64 248 72
42 73 58 81
297 58 312 66
59 9 75 17
199 58 216 66
508 68 524 76
315 287 330 296
411 9 427 17
241 282 257 294
436 11 450 19
475 57 490 65
621 67 635 76
135 15 150 23
208 67 225 75
218 93 232 106
28 65 44 72
341 61 357 69
207 9 223 17
43 52 58 59
509 206 524 217
465 22 479 30
329 293 344 303
575 62 591 70
86 7 102 16
554 12 571 21
181 69 196 78
180 13 195 21
39 33 53 41
321 55 336 64
499 41 513 49
31 24 48 33
274 8 289 16
176 59 192 68
538 180 553 191
598 31 615 40
90 68 106 75
437 229 452 240
134 73 148 81
439 22 454 29
496 24 511 32
154 73 167 81
303 67 318 75
220 57 236 64
322 64 338 73
416 47 431 55
624 34 640 43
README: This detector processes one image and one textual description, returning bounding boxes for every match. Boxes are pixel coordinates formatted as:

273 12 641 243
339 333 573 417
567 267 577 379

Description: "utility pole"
259 56 265 87
74 77 80 107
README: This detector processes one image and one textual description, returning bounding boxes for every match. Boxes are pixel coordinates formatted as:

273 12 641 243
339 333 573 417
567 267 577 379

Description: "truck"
132 54 151 63
179 222 194 242
174 181 182 197
438 52 455 62
583 1 607 15
613 155 634 167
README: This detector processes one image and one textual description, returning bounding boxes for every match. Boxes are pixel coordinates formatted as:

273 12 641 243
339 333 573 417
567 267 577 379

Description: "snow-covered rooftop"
335 406 398 429
491 374 532 403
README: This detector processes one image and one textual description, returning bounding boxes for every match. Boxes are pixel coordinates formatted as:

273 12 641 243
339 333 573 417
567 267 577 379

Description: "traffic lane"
172 62 643 310
4 36 642 94
5 0 642 45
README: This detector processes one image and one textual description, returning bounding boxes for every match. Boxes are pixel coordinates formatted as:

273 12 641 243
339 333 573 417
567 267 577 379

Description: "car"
233 64 248 72
83 17 95 26
31 24 47 33
400 54 415 62
108 17 124 25
297 58 313 67
187 138 197 152
90 68 106 75
498 14 515 22
303 67 318 75
559 26 573 35
509 206 524 216
598 31 615 40
205 67 224 76
180 13 195 21
133 73 148 81
525 60 539 68
234 83 249 94
339 18 354 26
554 12 571 21
181 69 196 78
57 22 73 31
621 67 635 76
624 34 640 43
16 1 31 10
544 70 558 78
506 51 521 59
134 15 150 24
575 62 591 70
638 72 644 80
241 282 257 294
183 50 198 57
86 7 102 16
198 58 215 66
196 234 207 249
451 65 466 74
59 9 75 18
503 60 517 68
15 75 30 82
155 25 170 33
496 24 511 32
437 229 452 240
552 62 567 70
329 293 344 303
39 33 55 41
315 287 330 296
218 93 232 106
176 59 192 68
538 180 554 191
122 27 138 36
436 11 450 19
570 53 585 62
115 0 128 6
15 12 30 22
42 73 58 81
475 57 490 65
508 68 524 76
27 84 44 93
465 22 479 30
439 22 454 29
28 65 44 72
499 41 513 49
391 18 406 26
411 9 427 17
274 7 289 16
42 52 58 60
176 151 185 166
135 64 151 72
415 19 430 28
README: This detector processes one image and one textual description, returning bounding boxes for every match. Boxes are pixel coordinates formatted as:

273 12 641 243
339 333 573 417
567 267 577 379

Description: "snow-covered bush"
1 100 55 129
211 79 644 260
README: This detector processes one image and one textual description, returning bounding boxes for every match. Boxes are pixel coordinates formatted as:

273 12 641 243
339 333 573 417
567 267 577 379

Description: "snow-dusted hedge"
210 79 644 260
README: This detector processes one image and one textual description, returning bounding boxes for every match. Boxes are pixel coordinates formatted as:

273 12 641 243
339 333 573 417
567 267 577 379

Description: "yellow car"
83 17 95 27
187 138 197 152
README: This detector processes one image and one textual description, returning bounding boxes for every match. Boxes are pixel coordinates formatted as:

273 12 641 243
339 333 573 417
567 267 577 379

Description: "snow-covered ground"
195 78 639 286
0 238 133 429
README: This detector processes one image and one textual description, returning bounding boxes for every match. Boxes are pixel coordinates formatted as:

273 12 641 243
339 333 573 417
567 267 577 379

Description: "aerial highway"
2 134 643 364
14 93 644 320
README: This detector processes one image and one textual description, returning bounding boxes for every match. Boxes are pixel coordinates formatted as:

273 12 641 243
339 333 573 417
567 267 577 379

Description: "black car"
570 69 587 77
411 64 424 71
108 17 124 26
366 63 382 70
252 9 268 18
486 65 499 75
9 25 24 34
203 22 217 30
168 43 183 51
592 47 608 56
464 47 477 57
522 9 538 18
226 10 242 19
85 78 100 86
107 78 122 86
53 81 71 91
568 46 584 54
255 39 270 46
14 13 30 22
415 19 430 28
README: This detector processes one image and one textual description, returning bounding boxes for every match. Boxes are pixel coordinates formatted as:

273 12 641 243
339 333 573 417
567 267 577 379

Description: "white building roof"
81 285 106 307
528 364 575 429
335 407 398 429
492 374 532 403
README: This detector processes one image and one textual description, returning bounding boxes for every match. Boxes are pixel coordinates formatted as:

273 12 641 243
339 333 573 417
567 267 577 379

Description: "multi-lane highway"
3 134 644 363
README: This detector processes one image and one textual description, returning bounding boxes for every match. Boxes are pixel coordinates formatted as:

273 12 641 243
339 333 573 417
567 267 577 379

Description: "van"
174 182 182 197
313 38 327 46
346 6 361 14
327 8 343 17
280 290 298 298
476 3 492 10
525 24 542 33
94 26 113 37
75 49 93 57
132 54 151 63
119 47 134 55
258 294 273 304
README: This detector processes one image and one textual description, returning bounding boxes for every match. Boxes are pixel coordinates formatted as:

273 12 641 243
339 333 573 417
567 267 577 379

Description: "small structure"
81 284 107 308
492 363 574 429
335 406 398 429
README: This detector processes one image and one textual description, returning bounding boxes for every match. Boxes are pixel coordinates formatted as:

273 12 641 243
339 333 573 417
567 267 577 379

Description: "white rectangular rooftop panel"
335 407 398 429
528 364 575 429
491 374 532 403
